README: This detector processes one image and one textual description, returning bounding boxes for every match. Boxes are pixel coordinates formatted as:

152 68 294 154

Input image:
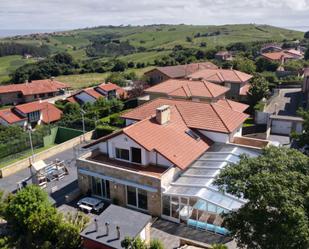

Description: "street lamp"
80 109 86 142
27 124 35 163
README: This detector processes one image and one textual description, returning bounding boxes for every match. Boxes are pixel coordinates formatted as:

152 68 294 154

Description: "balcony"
84 150 168 178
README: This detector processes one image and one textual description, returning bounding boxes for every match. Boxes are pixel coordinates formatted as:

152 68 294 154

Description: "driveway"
0 147 79 206
265 88 304 116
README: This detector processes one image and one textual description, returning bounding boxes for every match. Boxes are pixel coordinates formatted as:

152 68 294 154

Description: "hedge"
95 125 119 138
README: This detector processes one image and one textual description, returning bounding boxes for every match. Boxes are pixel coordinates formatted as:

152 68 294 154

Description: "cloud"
0 0 308 30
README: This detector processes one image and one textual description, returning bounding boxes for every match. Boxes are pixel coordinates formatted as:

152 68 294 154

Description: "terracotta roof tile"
0 79 69 95
98 83 127 98
14 101 62 123
146 62 218 79
239 83 250 96
189 69 252 83
121 98 248 133
0 108 26 124
123 106 212 170
83 88 104 99
145 79 228 99
216 99 249 112
261 51 297 61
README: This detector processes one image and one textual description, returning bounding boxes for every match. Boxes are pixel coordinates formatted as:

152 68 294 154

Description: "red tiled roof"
0 108 26 124
97 83 127 98
189 69 253 84
216 99 249 112
83 88 104 99
14 101 62 123
121 98 248 133
145 79 228 99
0 79 69 95
123 106 212 170
261 51 295 61
67 96 78 103
146 62 218 79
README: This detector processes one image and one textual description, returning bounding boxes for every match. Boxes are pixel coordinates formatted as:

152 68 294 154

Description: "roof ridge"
233 70 244 83
184 84 192 98
210 103 230 132
202 80 213 97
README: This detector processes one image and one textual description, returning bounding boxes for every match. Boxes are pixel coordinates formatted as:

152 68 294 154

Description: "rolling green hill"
0 24 304 85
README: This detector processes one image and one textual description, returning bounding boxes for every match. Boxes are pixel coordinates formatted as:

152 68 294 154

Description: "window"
127 186 137 206
131 147 142 164
39 93 45 98
115 148 130 161
48 92 54 97
126 186 148 210
91 177 110 199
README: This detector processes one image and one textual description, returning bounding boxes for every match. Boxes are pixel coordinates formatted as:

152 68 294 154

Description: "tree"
305 47 309 61
256 57 279 72
304 31 309 39
248 75 269 107
232 57 256 74
292 108 309 147
112 60 127 72
214 147 309 249
121 237 164 249
2 185 85 249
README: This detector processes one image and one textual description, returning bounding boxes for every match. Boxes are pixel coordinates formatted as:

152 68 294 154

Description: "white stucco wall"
198 130 230 143
97 133 173 167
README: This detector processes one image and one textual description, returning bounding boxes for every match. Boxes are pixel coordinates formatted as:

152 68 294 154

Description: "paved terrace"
0 147 79 206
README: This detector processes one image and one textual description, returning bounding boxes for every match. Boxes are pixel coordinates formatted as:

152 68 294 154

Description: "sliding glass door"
126 186 148 211
91 176 110 199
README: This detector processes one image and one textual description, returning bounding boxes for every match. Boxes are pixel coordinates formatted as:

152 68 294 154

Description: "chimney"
50 76 55 82
116 226 120 240
156 105 170 125
94 219 98 232
105 222 109 236
25 80 29 84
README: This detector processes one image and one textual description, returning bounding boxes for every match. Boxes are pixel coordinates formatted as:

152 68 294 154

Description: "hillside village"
0 24 309 249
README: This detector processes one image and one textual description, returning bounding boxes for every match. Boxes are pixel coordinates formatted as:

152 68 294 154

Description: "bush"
95 125 118 138
149 239 164 249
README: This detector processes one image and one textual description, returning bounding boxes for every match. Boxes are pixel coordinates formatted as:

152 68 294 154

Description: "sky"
1 0 309 31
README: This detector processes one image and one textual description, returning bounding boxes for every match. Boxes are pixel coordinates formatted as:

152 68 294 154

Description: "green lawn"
56 67 153 89
0 55 35 83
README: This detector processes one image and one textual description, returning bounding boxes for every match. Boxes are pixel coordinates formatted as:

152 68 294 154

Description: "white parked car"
77 197 104 213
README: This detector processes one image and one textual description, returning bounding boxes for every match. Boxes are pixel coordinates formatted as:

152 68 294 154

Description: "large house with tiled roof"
0 79 69 105
188 68 253 101
76 97 269 236
0 101 62 127
144 62 218 85
67 83 127 105
261 49 304 64
144 79 229 103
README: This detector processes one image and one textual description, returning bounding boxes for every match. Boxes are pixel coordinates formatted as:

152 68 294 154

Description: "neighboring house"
77 98 269 236
0 79 69 105
260 44 282 54
261 49 304 64
215 51 233 61
67 83 127 105
81 205 151 249
95 83 127 100
144 79 229 103
188 69 253 101
144 62 218 85
255 88 304 136
0 101 62 127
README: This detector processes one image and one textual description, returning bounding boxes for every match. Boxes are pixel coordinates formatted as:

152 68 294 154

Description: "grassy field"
56 67 153 89
0 24 303 84
0 55 35 83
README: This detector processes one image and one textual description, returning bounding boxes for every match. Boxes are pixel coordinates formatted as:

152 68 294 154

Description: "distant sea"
0 29 57 38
